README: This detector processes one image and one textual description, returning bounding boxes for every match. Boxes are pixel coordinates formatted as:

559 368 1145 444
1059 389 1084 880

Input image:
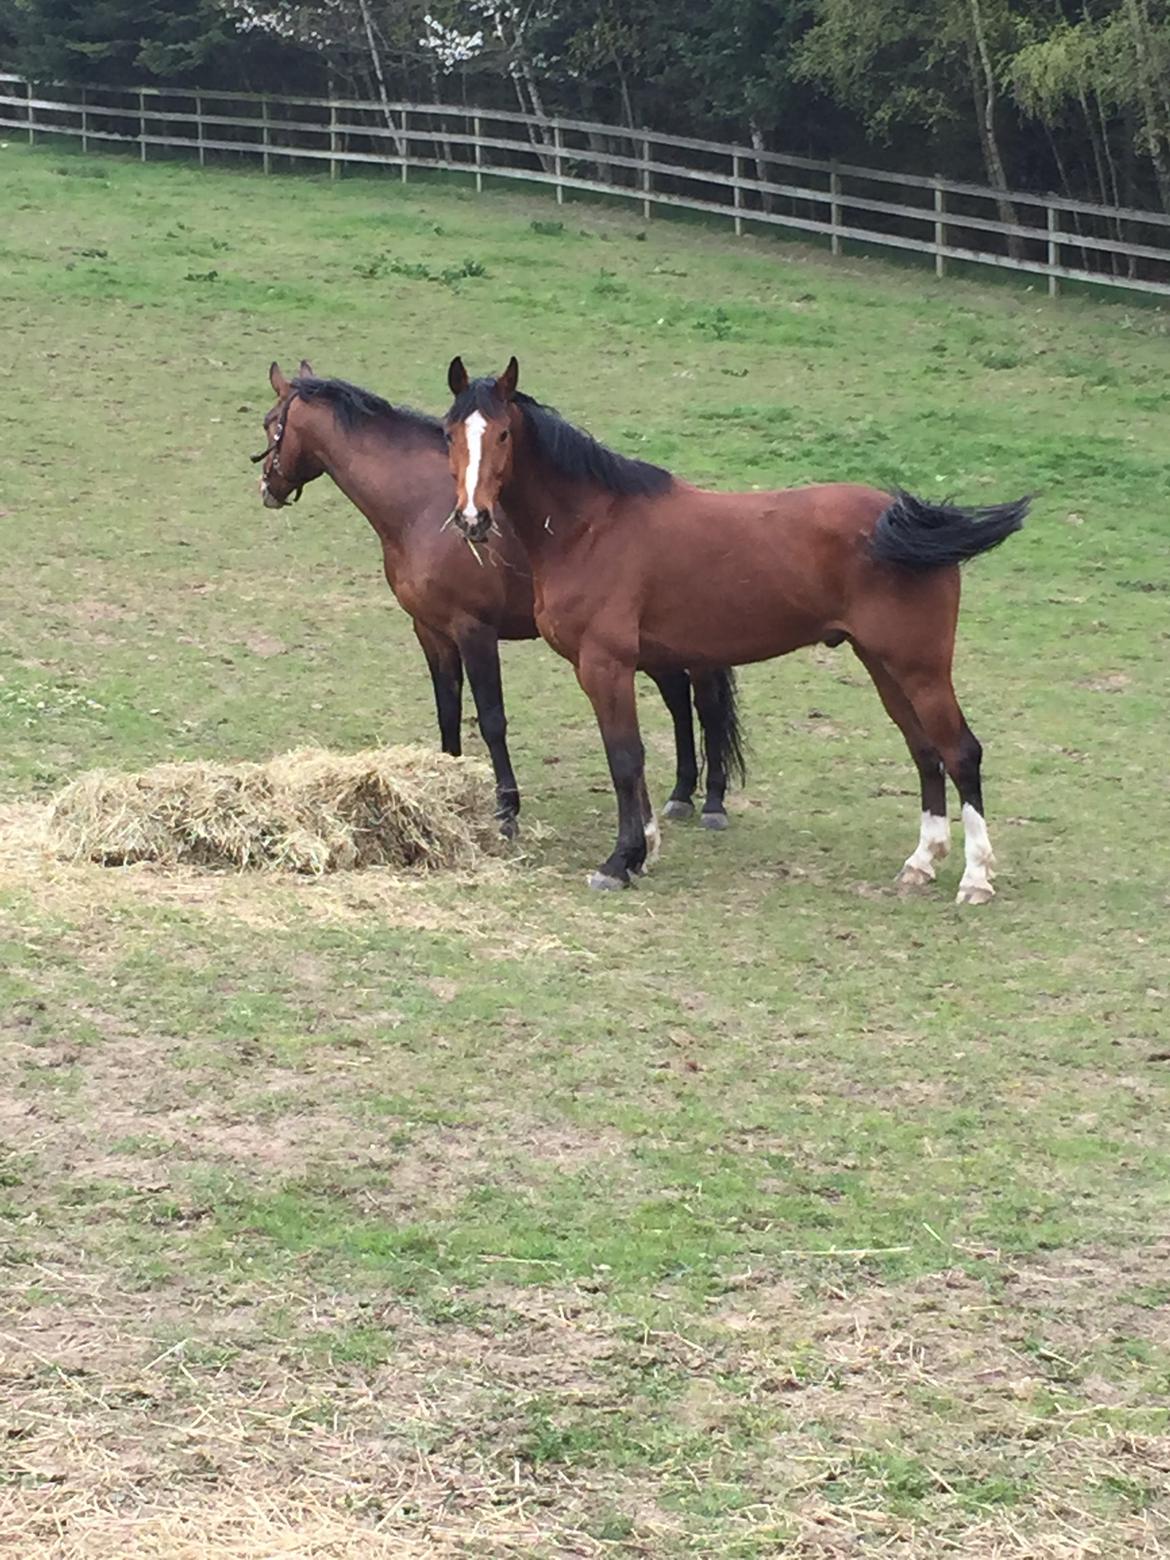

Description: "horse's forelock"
447 377 510 424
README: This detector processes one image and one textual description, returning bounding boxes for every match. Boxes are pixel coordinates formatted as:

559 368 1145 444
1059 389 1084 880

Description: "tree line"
3 0 1169 212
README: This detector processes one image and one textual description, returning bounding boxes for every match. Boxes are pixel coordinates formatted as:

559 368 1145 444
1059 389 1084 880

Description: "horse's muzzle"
260 479 285 510
450 508 492 544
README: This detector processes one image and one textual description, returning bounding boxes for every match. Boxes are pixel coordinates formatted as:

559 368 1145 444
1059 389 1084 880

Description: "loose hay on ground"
42 746 503 873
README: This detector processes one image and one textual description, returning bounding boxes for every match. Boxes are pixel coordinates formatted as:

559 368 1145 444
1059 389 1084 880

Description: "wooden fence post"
80 87 87 153
401 108 409 182
139 89 147 161
554 121 564 205
642 135 651 219
27 79 34 144
474 113 482 192
1047 204 1060 297
329 97 338 180
732 153 742 236
196 92 204 166
830 167 841 256
261 96 271 174
934 179 946 278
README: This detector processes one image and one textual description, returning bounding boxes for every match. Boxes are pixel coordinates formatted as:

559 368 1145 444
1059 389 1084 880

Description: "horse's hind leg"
458 625 521 839
691 671 733 830
886 661 996 905
947 717 994 905
646 669 698 822
853 647 949 888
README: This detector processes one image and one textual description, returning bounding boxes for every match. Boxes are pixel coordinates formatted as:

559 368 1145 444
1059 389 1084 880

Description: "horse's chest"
535 605 574 660
533 586 581 660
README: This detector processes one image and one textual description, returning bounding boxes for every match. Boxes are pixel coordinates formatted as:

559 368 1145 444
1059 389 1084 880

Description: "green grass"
1 140 1169 1557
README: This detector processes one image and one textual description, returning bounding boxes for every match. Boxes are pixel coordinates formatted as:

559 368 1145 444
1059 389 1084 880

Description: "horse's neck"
313 423 431 556
503 449 585 566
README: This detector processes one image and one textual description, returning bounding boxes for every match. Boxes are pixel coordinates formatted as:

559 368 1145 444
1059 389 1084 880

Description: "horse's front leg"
458 624 521 839
576 651 649 890
413 621 463 756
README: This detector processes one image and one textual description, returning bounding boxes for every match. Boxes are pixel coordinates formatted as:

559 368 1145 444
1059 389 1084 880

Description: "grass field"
2 139 1169 1558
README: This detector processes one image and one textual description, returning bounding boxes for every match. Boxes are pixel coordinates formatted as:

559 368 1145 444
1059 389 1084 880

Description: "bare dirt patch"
4 1246 1166 1558
0 1272 639 1560
704 1247 1170 1554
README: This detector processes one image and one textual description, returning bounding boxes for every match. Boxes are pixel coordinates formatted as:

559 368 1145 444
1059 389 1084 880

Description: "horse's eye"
499 429 509 443
443 431 452 445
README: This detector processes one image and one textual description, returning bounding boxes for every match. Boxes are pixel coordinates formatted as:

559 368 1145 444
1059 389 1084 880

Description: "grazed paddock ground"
1 141 1168 1557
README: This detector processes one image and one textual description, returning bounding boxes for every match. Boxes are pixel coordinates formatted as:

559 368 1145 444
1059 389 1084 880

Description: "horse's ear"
497 356 519 401
298 358 314 379
270 361 291 396
447 356 469 396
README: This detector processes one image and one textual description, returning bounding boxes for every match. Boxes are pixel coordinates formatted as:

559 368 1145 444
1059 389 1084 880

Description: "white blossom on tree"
420 14 485 71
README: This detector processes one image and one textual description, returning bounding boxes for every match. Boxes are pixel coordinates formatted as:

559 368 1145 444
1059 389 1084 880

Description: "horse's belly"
639 597 822 669
647 531 837 664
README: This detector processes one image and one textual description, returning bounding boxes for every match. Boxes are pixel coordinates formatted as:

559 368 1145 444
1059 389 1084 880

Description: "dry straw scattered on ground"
41 746 503 875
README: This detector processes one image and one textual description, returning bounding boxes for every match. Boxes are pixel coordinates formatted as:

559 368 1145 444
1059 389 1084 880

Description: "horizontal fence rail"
2 74 1169 298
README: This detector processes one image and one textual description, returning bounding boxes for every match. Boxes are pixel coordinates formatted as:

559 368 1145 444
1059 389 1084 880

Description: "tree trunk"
615 55 636 131
1077 89 1111 207
586 129 614 184
1082 3 1124 216
966 0 1024 257
489 7 554 173
430 65 454 169
1042 121 1090 271
1124 0 1170 211
356 0 404 158
750 122 775 214
1123 106 1138 206
1142 0 1170 137
1077 87 1126 273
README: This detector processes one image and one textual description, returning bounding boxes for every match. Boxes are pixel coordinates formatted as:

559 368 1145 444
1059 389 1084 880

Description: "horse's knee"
911 741 943 779
956 727 983 792
605 738 644 789
479 705 507 746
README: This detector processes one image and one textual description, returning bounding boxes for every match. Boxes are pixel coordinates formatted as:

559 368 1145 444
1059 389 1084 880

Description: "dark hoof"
588 869 630 891
700 810 730 831
498 815 519 841
662 798 695 822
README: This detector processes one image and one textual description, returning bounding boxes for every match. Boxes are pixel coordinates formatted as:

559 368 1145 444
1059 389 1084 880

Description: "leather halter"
250 394 304 504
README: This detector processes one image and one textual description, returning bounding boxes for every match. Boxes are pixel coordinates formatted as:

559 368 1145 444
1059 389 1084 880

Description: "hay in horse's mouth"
43 745 503 874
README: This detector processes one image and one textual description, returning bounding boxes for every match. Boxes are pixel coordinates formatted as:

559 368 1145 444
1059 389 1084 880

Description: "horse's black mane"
447 378 673 498
292 376 444 446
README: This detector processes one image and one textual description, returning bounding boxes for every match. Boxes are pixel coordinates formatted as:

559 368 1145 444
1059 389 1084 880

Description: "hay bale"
45 745 502 874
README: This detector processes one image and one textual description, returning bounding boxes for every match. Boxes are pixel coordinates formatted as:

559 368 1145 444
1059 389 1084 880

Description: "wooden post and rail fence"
3 72 1168 299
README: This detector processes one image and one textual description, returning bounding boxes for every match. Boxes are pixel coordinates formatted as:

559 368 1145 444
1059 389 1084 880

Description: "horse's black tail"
700 668 748 790
870 490 1029 570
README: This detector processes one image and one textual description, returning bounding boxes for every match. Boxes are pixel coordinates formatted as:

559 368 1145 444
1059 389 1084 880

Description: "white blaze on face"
461 411 487 521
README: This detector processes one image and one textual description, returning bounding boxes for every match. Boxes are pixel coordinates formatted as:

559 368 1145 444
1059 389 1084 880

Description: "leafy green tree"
795 0 1026 243
1011 1 1170 211
5 0 248 83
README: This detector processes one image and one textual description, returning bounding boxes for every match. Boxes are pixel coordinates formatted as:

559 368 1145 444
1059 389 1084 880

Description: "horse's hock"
43 746 503 874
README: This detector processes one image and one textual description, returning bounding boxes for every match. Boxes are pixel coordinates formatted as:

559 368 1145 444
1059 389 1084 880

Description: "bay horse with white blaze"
442 356 1028 902
253 361 745 836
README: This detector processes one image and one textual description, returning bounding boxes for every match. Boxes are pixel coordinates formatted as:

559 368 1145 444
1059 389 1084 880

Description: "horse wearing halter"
250 393 304 504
